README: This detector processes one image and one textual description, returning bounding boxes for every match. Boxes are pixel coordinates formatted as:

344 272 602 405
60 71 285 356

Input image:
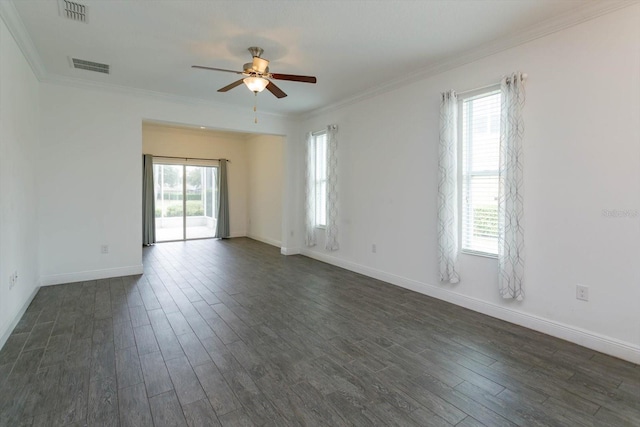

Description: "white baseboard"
40 264 144 287
301 249 640 364
246 234 281 248
0 285 39 352
281 247 301 256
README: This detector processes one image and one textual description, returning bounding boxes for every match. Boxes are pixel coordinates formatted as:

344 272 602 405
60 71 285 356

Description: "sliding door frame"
153 157 219 242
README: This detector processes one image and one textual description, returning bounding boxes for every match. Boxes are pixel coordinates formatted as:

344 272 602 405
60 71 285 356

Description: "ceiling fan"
192 47 317 99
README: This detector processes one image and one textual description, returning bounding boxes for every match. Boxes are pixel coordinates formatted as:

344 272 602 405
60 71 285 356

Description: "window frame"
312 130 328 229
458 86 501 258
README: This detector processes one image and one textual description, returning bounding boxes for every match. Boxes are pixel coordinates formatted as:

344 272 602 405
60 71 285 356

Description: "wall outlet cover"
576 284 589 301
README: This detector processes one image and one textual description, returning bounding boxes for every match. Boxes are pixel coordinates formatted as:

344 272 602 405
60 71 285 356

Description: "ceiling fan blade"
270 73 317 84
218 79 245 92
266 81 287 98
192 65 244 75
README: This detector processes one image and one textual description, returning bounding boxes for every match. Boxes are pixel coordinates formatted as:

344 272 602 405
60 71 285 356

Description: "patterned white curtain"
304 132 317 247
498 72 525 300
325 125 339 251
437 90 460 284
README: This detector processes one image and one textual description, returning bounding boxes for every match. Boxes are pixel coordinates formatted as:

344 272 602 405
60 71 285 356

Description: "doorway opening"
154 161 218 242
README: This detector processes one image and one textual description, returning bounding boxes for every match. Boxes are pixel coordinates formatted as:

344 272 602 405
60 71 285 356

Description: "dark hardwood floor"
0 237 638 426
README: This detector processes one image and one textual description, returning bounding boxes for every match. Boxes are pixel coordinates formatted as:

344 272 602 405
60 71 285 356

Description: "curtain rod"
148 155 231 163
456 73 528 97
311 124 338 136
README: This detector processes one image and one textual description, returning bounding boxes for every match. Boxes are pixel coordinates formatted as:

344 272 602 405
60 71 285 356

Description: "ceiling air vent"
59 0 87 23
72 58 109 74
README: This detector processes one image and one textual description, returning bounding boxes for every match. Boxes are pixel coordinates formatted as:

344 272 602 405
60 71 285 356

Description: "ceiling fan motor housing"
243 62 269 75
243 47 269 74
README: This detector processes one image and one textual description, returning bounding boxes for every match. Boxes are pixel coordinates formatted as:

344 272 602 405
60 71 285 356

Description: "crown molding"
40 73 290 119
298 0 637 121
0 0 46 79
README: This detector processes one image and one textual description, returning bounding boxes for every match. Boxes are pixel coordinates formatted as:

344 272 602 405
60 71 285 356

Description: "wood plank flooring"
0 237 638 426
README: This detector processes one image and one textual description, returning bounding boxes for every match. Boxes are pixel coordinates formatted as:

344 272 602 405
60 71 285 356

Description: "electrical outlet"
101 244 109 254
576 284 589 301
9 271 17 290
372 244 377 253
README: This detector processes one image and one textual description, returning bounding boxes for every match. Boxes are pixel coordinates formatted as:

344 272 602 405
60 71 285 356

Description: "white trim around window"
458 86 501 258
312 130 328 228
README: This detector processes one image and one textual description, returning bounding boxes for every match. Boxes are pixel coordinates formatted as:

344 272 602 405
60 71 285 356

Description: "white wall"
246 134 284 247
143 123 250 238
38 83 293 285
0 16 40 346
293 6 640 362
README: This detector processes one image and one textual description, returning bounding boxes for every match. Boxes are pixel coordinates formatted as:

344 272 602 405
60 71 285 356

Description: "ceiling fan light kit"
243 76 269 93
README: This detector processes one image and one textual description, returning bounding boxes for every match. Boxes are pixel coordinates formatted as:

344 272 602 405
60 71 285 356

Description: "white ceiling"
7 0 628 115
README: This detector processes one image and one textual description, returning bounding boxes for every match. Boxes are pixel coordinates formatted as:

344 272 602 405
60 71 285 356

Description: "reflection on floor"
156 225 216 241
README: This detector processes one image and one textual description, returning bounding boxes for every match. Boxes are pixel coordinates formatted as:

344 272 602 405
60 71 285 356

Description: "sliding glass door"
185 166 217 239
154 162 218 242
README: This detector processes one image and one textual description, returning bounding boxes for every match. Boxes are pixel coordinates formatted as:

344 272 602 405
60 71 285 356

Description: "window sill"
461 249 498 259
315 225 326 230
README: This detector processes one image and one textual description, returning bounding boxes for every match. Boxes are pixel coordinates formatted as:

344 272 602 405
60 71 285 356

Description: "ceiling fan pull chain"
254 92 258 124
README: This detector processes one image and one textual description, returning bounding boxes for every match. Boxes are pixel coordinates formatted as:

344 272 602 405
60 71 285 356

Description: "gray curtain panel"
142 154 156 246
215 159 230 239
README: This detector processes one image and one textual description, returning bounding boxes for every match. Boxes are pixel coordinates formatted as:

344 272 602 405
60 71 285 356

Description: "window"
313 131 328 227
460 89 501 256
